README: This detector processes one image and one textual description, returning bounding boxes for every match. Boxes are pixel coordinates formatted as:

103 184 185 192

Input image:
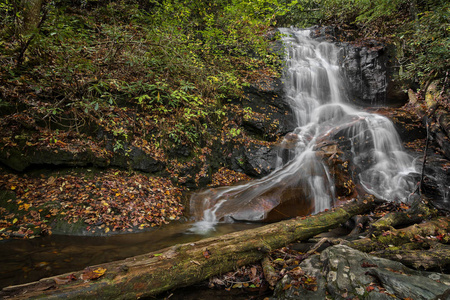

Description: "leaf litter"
0 168 185 239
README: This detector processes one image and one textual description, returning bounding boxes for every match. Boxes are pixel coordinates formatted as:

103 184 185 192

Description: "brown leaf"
80 267 106 280
54 274 77 285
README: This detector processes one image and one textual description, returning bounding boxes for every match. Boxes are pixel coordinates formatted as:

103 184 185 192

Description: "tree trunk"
365 216 450 248
347 216 450 270
0 198 377 299
373 244 450 271
21 0 43 35
370 199 436 232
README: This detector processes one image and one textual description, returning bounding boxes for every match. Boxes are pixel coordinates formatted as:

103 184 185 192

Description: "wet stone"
274 245 450 300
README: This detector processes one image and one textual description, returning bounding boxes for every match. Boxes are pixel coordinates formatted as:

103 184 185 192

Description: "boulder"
274 245 450 299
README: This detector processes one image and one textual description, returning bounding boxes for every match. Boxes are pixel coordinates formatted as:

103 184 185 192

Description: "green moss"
50 217 87 235
0 190 18 212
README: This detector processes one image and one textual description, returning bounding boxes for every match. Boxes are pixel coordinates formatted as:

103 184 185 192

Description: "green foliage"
401 1 449 85
228 128 242 138
311 0 405 29
309 0 449 89
1 0 291 152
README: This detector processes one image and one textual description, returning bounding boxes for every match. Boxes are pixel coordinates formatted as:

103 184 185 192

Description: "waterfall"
189 28 418 234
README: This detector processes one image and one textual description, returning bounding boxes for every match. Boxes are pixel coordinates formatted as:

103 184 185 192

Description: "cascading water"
190 28 418 233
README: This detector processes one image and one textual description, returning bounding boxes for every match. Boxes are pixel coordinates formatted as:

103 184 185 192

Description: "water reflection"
0 222 260 289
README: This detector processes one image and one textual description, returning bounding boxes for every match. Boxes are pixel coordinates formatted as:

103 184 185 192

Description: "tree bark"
370 200 436 232
21 0 43 35
373 244 450 271
363 216 450 248
347 217 450 268
0 198 377 299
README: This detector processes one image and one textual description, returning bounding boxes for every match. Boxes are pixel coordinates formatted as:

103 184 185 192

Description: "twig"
304 237 328 258
261 256 278 287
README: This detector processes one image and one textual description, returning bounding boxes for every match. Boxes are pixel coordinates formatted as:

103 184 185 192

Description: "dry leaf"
80 267 106 280
54 274 77 285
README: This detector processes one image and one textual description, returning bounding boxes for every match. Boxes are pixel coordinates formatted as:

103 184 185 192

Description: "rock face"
310 26 408 107
227 77 296 178
230 142 277 178
241 78 296 139
274 245 450 300
0 145 165 173
340 41 388 106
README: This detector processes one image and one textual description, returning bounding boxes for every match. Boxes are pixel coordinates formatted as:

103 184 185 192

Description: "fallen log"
1 197 378 299
345 216 450 273
374 216 450 247
349 216 450 251
373 243 450 271
370 198 436 232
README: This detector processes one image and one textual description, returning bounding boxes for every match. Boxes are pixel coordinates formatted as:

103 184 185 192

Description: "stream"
0 222 260 289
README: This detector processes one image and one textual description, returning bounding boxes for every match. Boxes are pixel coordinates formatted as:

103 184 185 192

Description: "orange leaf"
366 286 375 292
203 249 211 259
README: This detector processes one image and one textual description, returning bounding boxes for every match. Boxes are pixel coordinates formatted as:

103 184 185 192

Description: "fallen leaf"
191 260 201 265
80 267 106 280
54 274 77 285
366 286 375 292
203 249 211 259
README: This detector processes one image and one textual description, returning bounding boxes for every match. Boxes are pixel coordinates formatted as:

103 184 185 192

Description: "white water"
190 28 418 234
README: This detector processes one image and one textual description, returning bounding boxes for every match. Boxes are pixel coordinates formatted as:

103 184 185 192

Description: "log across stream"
0 221 261 290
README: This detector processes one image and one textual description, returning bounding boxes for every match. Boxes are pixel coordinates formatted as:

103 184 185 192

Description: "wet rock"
340 40 408 107
230 143 277 178
274 245 450 300
0 147 108 172
242 78 286 109
310 26 408 107
340 42 388 106
309 25 338 43
223 75 294 179
239 78 296 139
421 153 450 208
126 147 165 173
390 111 426 143
0 145 165 173
317 143 356 199
108 146 165 173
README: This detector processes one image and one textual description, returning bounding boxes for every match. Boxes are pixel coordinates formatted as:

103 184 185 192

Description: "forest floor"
0 166 251 240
